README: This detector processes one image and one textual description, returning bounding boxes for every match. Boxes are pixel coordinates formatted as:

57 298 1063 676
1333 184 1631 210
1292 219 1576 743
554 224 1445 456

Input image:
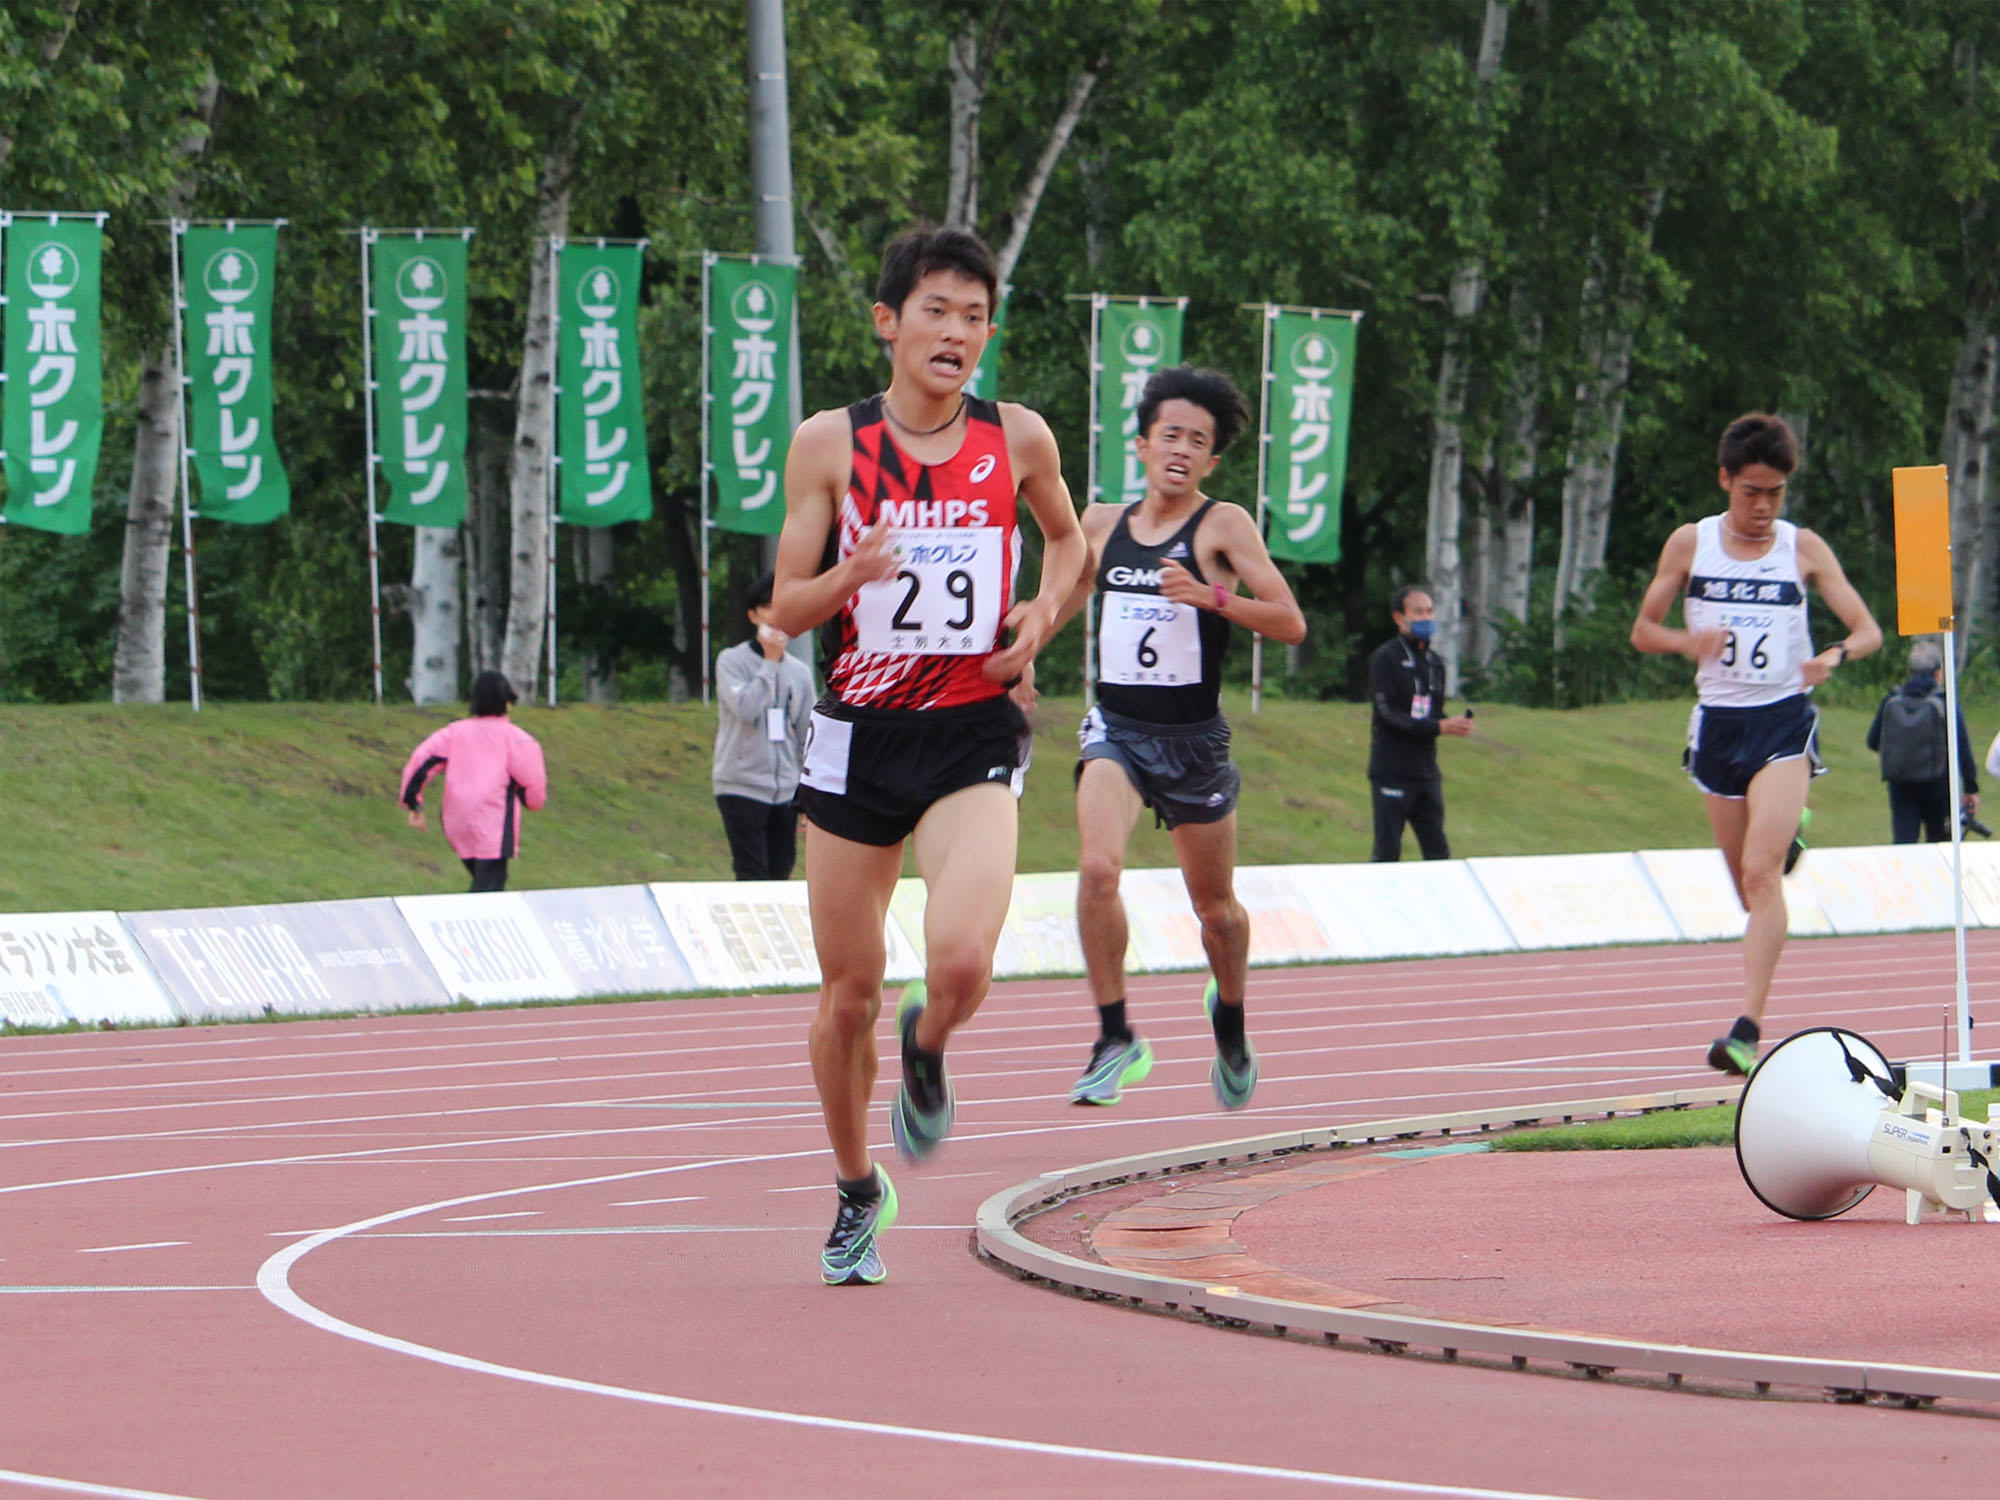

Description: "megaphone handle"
1835 1034 1900 1100
1963 1138 2000 1212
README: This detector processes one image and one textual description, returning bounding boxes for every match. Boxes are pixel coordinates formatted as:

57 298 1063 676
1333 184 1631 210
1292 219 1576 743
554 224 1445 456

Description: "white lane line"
442 1211 542 1223
0 1285 252 1294
257 1172 1613 1500
0 1468 219 1499
76 1242 187 1255
353 1224 972 1238
609 1195 704 1207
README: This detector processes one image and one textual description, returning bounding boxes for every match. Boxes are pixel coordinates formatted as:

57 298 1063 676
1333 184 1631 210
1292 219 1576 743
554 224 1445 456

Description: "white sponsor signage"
396 893 581 1004
1296 861 1516 959
1637 847 1835 941
0 911 177 1026
1468 853 1682 950
653 881 922 992
1789 843 1957 935
521 886 693 996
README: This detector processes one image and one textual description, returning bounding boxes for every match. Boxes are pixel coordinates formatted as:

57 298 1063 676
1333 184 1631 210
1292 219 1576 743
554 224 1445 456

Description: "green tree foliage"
1 0 1996 706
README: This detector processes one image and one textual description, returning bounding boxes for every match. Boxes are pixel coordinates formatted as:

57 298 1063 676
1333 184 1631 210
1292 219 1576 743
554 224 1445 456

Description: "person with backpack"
1867 638 1978 843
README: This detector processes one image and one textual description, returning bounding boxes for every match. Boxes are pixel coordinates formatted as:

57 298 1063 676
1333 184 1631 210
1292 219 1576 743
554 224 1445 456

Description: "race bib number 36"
1098 589 1200 686
852 527 1005 656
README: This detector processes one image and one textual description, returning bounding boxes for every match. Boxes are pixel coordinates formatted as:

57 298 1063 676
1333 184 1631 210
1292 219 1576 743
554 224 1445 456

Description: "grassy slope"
0 689 1984 913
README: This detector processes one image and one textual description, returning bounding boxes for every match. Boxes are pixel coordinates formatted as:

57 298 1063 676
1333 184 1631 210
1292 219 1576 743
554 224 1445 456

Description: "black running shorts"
1075 705 1240 829
799 694 1030 846
1685 693 1822 799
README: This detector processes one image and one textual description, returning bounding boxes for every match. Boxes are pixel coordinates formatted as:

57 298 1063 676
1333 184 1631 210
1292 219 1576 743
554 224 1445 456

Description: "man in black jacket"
1865 638 1979 843
1368 585 1473 860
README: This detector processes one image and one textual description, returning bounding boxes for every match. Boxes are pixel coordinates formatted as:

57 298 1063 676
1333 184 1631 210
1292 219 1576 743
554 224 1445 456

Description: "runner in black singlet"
1050 366 1305 1112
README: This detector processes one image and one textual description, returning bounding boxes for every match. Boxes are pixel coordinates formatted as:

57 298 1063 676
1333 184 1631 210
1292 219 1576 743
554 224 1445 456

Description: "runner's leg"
805 824 904 1181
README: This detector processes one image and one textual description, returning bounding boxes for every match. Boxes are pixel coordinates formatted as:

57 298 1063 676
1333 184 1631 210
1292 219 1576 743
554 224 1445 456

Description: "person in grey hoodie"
713 571 815 879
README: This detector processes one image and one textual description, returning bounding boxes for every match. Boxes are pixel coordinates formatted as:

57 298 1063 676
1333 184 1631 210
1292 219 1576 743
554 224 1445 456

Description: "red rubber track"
3 930 1999 1499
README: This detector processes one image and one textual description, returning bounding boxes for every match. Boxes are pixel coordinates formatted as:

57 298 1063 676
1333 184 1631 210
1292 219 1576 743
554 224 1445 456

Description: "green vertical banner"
707 257 795 536
963 285 1008 401
2 215 103 534
183 225 289 523
556 242 651 525
371 234 468 528
1092 297 1182 505
1263 312 1356 564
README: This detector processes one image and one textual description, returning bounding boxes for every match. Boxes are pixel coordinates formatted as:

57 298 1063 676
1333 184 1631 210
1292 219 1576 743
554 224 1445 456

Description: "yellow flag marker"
1892 465 1953 637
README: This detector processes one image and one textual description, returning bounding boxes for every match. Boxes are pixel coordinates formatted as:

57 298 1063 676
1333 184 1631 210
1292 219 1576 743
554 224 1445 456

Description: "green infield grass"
1496 1088 1999 1151
0 689 1986 913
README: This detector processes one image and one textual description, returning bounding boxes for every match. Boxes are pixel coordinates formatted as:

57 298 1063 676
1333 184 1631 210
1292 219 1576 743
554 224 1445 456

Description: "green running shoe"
820 1166 898 1286
891 980 954 1161
1706 1034 1757 1076
1069 1032 1154 1106
1203 978 1258 1110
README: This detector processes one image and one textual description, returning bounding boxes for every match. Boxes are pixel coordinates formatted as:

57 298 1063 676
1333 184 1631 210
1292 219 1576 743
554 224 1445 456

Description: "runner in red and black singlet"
767 226 1087 1289
820 392 1021 711
1048 366 1305 1116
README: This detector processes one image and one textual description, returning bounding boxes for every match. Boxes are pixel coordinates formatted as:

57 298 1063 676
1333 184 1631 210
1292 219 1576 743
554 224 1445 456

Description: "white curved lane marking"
256 1159 1608 1500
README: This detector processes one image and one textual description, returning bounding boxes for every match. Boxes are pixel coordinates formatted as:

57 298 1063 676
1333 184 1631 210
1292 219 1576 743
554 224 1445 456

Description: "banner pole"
700 252 714 706
1251 304 1279 715
168 220 203 712
545 235 561 708
1084 293 1103 706
1944 627 1973 1063
359 228 385 704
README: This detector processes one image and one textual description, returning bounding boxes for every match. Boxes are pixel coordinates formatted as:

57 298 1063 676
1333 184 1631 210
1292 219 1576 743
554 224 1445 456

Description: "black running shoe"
891 981 954 1160
820 1167 898 1286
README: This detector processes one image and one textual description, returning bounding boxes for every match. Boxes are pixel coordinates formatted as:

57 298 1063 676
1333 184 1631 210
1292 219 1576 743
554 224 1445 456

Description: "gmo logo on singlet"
1105 565 1163 588
968 454 997 483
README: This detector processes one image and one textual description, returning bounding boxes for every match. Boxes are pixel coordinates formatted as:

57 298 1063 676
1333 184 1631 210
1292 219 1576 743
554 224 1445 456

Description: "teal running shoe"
1069 1032 1154 1106
1203 978 1258 1110
891 980 954 1160
820 1166 898 1286
1707 1034 1757 1076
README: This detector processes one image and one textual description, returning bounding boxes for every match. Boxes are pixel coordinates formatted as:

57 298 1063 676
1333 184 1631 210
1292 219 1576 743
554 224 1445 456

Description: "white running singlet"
1683 515 1813 708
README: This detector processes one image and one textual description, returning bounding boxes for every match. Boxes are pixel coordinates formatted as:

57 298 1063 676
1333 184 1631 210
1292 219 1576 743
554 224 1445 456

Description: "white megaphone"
1734 1027 2000 1224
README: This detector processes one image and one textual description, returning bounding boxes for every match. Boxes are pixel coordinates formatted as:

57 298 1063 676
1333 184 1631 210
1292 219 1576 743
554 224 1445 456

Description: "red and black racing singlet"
820 394 1021 710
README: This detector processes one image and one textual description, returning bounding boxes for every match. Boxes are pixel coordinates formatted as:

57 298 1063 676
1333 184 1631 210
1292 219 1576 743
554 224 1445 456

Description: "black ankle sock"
1210 994 1245 1051
1729 1015 1760 1045
836 1170 880 1203
1098 1000 1130 1043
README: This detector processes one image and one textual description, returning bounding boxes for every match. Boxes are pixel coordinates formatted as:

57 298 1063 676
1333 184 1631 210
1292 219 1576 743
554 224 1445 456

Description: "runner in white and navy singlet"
1633 412 1881 1079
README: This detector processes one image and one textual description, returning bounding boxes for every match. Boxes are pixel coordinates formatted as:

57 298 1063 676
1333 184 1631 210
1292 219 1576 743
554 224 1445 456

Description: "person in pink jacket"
399 671 549 892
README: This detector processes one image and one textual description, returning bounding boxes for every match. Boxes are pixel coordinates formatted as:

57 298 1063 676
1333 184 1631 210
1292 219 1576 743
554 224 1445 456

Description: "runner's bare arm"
769 409 897 637
1049 504 1121 635
987 404 1087 681
1797 528 1882 686
1629 524 1723 661
1162 503 1305 644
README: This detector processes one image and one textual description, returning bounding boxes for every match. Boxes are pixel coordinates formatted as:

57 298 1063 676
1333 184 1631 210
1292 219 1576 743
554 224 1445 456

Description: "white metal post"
1944 627 1973 1064
167 219 203 711
1251 304 1279 714
545 234 561 707
359 228 385 704
700 252 714 706
1083 293 1104 705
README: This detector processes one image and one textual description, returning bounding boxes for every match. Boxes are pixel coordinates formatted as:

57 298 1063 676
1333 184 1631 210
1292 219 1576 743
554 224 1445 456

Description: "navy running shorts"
1685 693 1822 799
1075 705 1240 829
799 694 1030 846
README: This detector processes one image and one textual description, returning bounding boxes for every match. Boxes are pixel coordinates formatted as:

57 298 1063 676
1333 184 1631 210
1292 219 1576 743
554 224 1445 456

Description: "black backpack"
1878 691 1948 783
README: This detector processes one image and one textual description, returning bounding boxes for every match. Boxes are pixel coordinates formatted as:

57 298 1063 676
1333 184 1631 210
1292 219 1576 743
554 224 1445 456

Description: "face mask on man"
1407 618 1437 642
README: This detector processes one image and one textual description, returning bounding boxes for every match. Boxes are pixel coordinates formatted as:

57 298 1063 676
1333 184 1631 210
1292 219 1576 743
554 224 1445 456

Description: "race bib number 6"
1098 589 1200 686
852 527 1005 656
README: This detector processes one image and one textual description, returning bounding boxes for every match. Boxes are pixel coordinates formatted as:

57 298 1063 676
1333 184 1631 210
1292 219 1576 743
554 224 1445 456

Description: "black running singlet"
1092 500 1231 724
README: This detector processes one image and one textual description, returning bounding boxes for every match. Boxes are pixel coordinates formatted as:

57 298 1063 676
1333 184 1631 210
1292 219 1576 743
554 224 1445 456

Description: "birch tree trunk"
464 392 511 676
1492 283 1543 649
944 18 983 230
992 64 1099 286
500 127 578 696
1420 0 1507 694
1945 316 1997 651
1553 183 1663 649
110 351 179 702
408 525 462 703
109 65 218 702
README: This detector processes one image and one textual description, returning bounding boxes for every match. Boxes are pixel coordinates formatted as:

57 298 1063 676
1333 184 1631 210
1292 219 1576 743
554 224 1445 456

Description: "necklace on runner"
884 394 965 437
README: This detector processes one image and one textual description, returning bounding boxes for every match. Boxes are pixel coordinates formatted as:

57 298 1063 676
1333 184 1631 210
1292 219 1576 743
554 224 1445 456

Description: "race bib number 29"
852 527 1005 655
